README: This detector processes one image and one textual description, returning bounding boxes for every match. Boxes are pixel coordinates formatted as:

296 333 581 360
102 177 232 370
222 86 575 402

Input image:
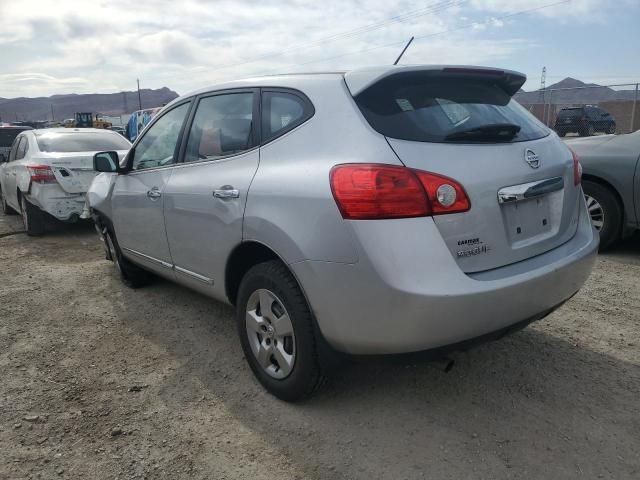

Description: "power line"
266 0 571 73
212 0 467 73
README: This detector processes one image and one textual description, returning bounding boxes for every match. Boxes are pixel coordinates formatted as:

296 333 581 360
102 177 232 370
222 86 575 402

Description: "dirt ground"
1 212 639 480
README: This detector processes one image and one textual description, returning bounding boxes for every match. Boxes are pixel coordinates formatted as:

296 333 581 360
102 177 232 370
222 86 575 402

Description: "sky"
0 0 638 99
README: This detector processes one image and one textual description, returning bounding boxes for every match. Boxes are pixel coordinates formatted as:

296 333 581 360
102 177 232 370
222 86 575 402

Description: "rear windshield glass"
0 129 28 147
36 132 131 152
355 76 549 143
558 108 583 119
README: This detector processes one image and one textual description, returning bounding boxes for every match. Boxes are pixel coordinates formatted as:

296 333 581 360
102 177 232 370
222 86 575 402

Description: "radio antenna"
393 36 414 65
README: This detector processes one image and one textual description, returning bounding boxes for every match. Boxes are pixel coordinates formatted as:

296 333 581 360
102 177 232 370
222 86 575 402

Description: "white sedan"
0 128 130 235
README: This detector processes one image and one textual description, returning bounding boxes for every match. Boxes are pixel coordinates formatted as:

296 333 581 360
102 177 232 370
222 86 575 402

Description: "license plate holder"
501 190 563 247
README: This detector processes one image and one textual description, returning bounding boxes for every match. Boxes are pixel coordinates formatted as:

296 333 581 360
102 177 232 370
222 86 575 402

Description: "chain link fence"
515 83 640 135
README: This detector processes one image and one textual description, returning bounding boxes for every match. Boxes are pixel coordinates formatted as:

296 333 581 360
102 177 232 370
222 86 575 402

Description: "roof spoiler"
345 65 527 97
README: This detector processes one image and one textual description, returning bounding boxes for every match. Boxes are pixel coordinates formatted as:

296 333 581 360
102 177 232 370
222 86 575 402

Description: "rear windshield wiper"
444 123 521 142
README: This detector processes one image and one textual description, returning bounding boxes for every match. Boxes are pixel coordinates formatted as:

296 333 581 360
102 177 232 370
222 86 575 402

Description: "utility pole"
539 66 547 125
50 104 55 122
137 79 143 111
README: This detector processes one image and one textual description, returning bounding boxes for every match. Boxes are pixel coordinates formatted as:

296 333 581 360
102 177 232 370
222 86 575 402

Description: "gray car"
86 65 598 400
565 132 640 249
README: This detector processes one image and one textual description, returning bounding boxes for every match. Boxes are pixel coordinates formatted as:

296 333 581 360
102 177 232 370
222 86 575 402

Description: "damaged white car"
0 128 130 235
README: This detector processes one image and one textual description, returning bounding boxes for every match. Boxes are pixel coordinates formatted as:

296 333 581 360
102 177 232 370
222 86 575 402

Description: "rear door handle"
147 187 162 199
213 186 239 199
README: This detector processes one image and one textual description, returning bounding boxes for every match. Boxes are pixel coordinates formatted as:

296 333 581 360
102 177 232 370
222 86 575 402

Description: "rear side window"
261 91 313 142
558 108 583 119
36 132 130 153
355 76 549 143
183 92 255 163
16 136 28 160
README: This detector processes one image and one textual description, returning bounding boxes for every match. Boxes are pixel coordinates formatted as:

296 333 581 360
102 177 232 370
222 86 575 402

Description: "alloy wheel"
245 288 296 380
585 194 605 231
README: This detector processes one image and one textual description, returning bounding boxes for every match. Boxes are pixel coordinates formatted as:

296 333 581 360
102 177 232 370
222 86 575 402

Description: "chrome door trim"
174 266 215 285
497 176 564 204
121 247 173 269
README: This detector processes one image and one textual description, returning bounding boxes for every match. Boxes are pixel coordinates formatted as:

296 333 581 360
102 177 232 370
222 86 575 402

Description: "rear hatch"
348 67 581 273
556 108 584 127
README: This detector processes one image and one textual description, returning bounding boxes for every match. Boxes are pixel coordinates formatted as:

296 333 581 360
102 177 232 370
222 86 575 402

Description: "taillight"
27 165 57 184
329 164 470 220
570 148 582 186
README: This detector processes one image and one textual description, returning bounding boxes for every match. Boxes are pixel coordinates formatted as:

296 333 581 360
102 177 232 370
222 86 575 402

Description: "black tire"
557 130 566 137
20 195 46 236
1 187 16 215
582 180 622 250
103 228 153 288
236 260 333 401
608 122 616 134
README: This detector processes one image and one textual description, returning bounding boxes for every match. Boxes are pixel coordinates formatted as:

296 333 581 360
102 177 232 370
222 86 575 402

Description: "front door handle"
147 187 162 199
213 186 239 199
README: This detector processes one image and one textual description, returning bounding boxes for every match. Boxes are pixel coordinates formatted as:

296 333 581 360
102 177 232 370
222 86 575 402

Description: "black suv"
554 106 616 137
0 125 33 162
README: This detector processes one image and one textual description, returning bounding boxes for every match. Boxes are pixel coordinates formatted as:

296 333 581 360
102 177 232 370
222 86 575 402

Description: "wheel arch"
225 240 288 306
582 174 625 220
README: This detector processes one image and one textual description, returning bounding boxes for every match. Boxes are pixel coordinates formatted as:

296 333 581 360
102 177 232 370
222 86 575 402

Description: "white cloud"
0 0 629 98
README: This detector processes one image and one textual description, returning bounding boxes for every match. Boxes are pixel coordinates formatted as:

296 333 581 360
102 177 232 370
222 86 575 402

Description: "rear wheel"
104 228 153 288
20 195 46 236
608 122 616 134
237 260 330 401
583 180 622 250
557 130 566 137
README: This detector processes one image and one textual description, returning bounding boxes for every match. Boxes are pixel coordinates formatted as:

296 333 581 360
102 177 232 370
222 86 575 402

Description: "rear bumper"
29 184 85 221
291 195 598 355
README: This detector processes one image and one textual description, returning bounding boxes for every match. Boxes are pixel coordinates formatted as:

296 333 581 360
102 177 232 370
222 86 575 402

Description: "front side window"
183 93 254 163
261 91 312 142
132 102 190 171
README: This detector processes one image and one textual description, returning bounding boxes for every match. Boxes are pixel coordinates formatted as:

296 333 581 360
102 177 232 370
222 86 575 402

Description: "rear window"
0 128 28 148
36 132 131 153
355 76 549 143
558 108 583 119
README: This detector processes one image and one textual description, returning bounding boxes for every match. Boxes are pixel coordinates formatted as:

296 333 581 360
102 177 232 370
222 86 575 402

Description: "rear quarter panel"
568 134 640 227
243 78 402 264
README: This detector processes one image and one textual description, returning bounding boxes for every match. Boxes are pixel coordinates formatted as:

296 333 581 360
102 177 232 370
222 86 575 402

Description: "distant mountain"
0 87 179 123
515 78 637 105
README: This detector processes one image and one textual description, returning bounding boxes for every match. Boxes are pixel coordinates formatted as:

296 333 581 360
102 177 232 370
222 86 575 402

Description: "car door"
111 101 192 276
3 135 27 210
163 89 260 297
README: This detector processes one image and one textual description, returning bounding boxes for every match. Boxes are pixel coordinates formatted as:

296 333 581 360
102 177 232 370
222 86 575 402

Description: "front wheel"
103 228 153 288
608 123 616 134
20 195 46 236
237 260 329 401
583 180 622 250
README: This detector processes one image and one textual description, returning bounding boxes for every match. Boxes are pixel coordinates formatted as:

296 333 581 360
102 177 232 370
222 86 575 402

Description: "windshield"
0 128 28 148
36 132 131 152
355 76 549 143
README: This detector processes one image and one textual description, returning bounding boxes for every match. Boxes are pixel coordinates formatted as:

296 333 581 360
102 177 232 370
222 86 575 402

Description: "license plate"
565 119 571 124
501 191 563 247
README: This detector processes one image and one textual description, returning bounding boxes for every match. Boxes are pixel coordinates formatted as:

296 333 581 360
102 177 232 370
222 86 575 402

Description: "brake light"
330 164 470 220
27 165 57 184
570 148 582 186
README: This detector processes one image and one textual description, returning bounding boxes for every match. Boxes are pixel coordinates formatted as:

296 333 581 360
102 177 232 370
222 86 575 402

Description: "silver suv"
87 65 598 401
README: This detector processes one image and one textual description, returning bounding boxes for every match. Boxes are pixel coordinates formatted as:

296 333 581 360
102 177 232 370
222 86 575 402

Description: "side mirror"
93 151 119 172
0 153 6 163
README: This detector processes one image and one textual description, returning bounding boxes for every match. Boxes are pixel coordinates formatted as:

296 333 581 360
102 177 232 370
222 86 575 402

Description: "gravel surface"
1 213 639 479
